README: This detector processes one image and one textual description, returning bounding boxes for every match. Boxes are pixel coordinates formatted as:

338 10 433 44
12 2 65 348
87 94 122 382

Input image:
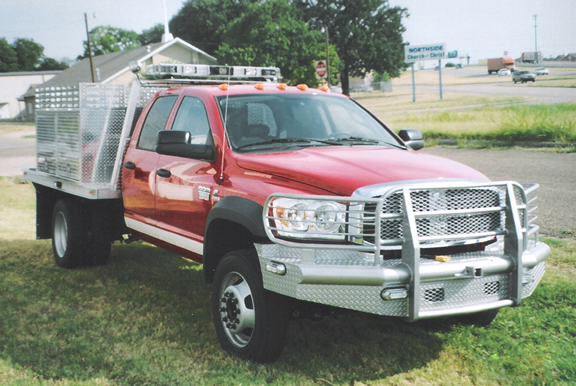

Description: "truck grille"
364 187 503 246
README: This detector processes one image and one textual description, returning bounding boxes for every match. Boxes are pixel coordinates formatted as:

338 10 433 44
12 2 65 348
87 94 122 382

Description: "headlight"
269 198 346 241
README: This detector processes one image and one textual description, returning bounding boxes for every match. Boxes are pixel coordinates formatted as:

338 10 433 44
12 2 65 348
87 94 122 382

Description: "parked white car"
497 69 510 76
534 67 549 75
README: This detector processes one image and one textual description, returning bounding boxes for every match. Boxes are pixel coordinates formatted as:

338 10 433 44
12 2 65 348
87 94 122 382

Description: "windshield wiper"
235 138 344 151
326 136 406 149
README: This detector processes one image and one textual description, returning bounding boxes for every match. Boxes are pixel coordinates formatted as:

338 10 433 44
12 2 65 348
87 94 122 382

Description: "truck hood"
236 146 489 196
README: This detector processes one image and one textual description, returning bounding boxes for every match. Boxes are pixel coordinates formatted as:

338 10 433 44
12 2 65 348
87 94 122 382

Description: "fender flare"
203 196 269 282
204 196 267 239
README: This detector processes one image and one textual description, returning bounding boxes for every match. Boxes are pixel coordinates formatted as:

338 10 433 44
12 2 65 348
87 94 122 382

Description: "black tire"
51 199 111 268
455 308 499 327
211 250 288 362
84 206 111 266
51 199 85 268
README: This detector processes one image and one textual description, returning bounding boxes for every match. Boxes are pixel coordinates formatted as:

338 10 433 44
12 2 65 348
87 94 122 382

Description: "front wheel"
211 250 288 362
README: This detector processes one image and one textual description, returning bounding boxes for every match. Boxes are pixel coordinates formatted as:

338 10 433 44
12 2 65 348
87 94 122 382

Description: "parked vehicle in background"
497 69 510 76
534 67 549 75
521 52 542 64
513 70 536 83
487 57 515 74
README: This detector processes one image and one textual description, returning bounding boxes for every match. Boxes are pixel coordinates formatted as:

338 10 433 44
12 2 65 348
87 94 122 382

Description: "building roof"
17 84 40 101
0 71 61 77
41 38 217 87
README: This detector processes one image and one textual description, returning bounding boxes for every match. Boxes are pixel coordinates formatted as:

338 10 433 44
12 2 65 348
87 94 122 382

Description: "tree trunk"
341 66 350 96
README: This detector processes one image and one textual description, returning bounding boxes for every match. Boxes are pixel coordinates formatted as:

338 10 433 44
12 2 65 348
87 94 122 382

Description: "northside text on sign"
404 44 446 62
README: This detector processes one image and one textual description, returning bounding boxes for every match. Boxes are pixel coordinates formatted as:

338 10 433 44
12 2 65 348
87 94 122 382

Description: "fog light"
381 287 408 301
266 262 286 276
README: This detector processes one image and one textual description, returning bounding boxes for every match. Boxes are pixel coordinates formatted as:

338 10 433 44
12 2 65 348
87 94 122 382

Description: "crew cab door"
122 95 178 224
154 95 217 246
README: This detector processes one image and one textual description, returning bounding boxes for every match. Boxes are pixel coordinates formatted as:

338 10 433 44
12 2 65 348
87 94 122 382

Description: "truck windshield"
217 93 404 152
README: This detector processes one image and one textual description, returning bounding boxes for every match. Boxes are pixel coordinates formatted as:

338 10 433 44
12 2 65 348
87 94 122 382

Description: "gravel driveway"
423 146 576 237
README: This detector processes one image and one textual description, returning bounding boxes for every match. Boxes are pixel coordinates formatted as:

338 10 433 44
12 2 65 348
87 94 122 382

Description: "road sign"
404 43 446 63
315 60 327 79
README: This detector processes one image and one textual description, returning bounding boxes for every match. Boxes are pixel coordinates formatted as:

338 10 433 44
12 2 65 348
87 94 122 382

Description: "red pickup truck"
24 64 550 362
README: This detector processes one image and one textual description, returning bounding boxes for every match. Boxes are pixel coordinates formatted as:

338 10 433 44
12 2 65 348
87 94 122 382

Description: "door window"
171 96 212 145
137 95 178 151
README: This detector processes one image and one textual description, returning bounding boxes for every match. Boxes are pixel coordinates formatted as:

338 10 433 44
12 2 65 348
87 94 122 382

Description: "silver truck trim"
260 180 549 320
23 168 121 200
125 217 204 255
257 240 549 286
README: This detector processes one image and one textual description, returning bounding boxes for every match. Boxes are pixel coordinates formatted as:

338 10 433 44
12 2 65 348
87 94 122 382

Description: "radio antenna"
218 67 232 185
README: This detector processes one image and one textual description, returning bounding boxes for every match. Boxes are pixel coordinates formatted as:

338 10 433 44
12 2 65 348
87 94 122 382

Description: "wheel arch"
203 196 269 284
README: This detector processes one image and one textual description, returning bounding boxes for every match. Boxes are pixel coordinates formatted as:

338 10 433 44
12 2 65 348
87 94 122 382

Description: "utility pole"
84 12 96 83
325 27 329 87
533 14 538 52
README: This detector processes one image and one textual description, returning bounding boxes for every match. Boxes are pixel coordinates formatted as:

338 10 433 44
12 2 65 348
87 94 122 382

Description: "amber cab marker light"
296 84 308 91
277 83 288 90
218 83 229 91
320 85 329 92
254 83 265 90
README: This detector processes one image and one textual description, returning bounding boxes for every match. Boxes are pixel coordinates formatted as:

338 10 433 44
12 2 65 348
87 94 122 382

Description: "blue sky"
1 0 575 63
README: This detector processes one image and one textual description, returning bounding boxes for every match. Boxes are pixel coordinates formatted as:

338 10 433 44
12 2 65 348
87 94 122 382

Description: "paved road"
0 129 36 177
398 82 576 104
422 147 576 237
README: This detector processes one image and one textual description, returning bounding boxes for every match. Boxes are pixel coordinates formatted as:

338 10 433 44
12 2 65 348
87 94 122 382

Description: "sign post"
404 43 446 102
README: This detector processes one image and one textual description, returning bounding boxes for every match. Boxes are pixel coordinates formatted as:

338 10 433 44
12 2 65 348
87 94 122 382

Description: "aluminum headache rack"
27 82 166 199
261 180 550 321
26 63 283 198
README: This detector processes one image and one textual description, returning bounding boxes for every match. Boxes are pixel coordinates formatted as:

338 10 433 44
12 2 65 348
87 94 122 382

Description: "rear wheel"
211 249 288 362
51 199 111 268
52 199 84 268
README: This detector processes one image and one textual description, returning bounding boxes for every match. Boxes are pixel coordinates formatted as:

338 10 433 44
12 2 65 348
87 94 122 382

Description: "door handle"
124 161 136 170
156 168 171 178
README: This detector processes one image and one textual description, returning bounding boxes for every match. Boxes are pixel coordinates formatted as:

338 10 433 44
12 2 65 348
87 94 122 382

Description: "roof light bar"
145 63 280 80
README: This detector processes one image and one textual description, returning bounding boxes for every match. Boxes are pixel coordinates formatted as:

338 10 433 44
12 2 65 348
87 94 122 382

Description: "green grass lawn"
356 93 576 148
1 177 575 385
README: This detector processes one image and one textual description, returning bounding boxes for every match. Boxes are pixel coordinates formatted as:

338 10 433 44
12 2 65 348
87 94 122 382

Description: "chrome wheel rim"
219 271 256 348
53 211 68 258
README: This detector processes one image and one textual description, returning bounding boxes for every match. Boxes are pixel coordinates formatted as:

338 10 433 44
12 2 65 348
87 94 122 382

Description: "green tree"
37 57 69 71
170 0 247 55
0 38 18 72
215 0 327 85
295 0 408 95
80 26 141 58
140 24 164 45
13 38 44 71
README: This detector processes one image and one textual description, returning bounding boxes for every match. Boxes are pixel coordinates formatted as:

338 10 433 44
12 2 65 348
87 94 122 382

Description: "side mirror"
398 128 424 151
156 130 216 161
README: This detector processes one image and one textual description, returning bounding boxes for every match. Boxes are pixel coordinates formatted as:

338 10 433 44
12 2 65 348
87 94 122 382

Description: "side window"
171 96 212 145
137 95 178 151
